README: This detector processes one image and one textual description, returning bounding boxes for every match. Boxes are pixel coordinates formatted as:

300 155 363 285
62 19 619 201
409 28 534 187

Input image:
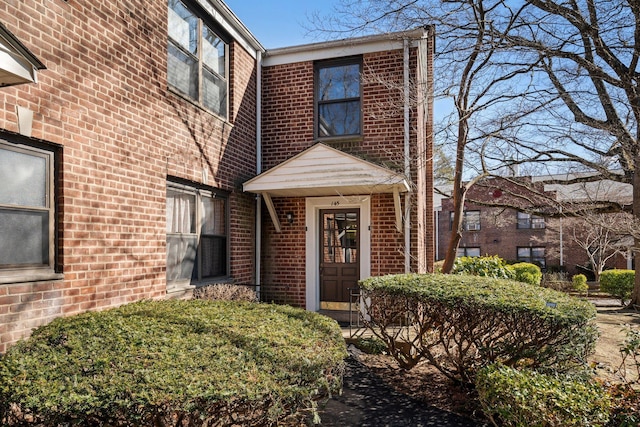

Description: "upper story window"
450 210 481 231
166 181 228 290
517 211 545 229
315 57 362 138
0 138 56 281
168 0 228 118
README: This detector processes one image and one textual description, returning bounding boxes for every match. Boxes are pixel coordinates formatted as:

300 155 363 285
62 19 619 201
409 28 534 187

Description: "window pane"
166 189 196 233
202 26 225 77
318 101 361 137
168 0 197 53
0 209 48 266
168 43 198 99
0 147 47 207
532 247 545 258
166 235 197 282
318 64 360 100
202 68 227 117
202 197 225 235
199 236 226 278
466 248 481 257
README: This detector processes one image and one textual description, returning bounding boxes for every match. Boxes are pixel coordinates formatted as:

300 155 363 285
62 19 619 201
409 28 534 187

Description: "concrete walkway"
317 350 486 427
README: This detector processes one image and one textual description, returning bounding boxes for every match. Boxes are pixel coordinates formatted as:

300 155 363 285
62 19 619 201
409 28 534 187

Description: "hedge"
600 269 634 305
0 300 347 426
476 364 610 427
359 274 598 384
511 262 543 286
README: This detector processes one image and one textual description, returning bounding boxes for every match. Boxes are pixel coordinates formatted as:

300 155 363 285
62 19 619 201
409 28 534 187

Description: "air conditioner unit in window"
466 223 480 231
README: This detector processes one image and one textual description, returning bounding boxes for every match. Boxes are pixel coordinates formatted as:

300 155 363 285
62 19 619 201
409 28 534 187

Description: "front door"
319 209 360 307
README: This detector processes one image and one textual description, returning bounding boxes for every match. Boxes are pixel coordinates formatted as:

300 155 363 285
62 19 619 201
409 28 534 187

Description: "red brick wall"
260 47 431 304
0 0 257 352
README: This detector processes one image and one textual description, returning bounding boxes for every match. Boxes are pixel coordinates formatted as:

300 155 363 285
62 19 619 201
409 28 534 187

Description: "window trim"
167 0 230 119
314 56 363 141
517 246 546 267
0 137 61 284
450 210 481 231
517 211 546 229
166 180 229 291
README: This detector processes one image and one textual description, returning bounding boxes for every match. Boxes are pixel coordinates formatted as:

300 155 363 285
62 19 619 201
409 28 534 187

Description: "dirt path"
592 305 640 383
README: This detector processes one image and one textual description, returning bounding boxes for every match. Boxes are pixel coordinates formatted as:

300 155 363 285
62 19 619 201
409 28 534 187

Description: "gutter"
404 37 411 273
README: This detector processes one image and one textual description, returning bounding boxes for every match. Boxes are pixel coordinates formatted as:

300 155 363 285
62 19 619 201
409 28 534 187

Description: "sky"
224 0 340 49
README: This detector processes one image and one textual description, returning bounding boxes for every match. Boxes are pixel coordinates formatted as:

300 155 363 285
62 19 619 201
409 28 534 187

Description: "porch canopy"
0 22 46 87
243 143 410 232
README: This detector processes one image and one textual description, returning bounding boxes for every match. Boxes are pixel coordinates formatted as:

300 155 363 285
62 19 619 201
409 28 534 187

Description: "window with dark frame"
315 57 362 138
517 211 546 229
517 246 546 267
166 181 228 288
168 0 228 118
0 139 56 278
456 247 481 257
450 210 481 231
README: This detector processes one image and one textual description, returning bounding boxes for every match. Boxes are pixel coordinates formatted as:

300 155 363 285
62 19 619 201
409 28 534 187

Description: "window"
456 247 481 257
315 57 361 138
517 247 546 267
517 212 545 229
168 0 228 118
166 182 227 288
0 139 56 280
450 210 481 231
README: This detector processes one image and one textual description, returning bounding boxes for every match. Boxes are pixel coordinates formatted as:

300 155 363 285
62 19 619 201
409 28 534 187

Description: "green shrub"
452 255 515 279
476 364 610 427
600 269 635 304
511 262 543 286
0 300 347 426
572 274 589 294
359 274 598 384
192 283 258 302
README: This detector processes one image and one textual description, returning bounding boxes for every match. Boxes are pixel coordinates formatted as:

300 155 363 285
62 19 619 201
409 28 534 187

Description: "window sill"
0 271 64 285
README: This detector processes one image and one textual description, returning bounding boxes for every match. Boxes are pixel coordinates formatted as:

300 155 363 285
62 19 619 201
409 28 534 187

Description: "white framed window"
0 139 56 281
168 0 228 118
450 210 481 231
517 211 545 229
166 181 228 289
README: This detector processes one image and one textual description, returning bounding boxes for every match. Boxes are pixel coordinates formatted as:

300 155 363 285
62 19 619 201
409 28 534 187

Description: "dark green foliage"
0 300 347 426
359 274 598 385
600 269 634 304
476 364 610 426
352 337 387 355
511 262 543 286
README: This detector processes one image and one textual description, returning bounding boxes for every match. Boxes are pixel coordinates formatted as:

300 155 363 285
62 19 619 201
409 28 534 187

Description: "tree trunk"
631 155 640 306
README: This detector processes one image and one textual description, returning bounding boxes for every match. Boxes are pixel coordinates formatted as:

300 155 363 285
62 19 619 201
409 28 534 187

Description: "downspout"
255 51 262 298
403 38 411 273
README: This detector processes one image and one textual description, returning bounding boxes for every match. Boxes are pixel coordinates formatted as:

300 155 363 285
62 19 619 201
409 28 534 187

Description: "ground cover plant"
359 273 598 385
0 300 347 426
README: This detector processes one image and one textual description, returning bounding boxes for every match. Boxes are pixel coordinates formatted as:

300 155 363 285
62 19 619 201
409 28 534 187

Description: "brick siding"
0 0 258 352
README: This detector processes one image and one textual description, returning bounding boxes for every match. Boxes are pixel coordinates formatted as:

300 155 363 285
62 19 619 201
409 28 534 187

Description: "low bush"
600 269 634 305
193 283 258 302
0 300 347 426
572 274 589 294
359 274 598 384
511 262 543 286
452 255 514 279
476 364 610 427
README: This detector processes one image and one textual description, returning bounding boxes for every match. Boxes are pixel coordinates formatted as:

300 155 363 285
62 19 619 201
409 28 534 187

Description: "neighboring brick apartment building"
0 0 434 351
436 176 631 277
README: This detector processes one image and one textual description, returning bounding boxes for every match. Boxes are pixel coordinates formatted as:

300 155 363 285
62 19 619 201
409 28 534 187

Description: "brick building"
436 176 631 277
0 0 434 351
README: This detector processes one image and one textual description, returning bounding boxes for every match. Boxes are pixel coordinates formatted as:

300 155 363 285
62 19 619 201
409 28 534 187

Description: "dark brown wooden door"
320 209 360 303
